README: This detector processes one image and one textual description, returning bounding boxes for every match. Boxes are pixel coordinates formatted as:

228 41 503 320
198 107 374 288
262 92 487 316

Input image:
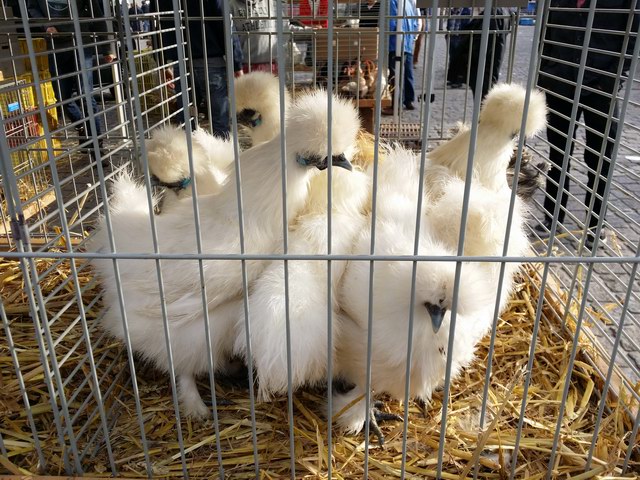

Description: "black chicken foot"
204 396 235 407
414 397 429 418
368 401 403 446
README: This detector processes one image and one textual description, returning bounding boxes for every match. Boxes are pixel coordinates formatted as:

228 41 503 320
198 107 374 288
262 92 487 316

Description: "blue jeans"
50 49 103 135
192 59 230 138
388 51 415 107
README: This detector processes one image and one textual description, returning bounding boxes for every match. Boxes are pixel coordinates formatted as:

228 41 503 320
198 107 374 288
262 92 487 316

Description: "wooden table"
355 98 392 134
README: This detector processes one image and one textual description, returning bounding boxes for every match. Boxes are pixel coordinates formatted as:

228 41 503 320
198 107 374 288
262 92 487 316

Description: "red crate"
5 112 39 147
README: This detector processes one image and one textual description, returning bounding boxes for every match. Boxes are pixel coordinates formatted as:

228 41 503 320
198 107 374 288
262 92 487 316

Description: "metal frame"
1 0 639 477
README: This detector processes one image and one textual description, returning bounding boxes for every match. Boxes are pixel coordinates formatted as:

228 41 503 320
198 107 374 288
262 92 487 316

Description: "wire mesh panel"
1 0 639 478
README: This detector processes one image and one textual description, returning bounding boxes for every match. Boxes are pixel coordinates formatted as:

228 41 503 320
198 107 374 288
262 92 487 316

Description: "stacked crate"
0 78 49 226
0 78 40 166
0 15 63 236
18 37 60 136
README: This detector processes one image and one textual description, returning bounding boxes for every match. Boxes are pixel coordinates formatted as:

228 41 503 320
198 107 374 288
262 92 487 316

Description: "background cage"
0 0 639 478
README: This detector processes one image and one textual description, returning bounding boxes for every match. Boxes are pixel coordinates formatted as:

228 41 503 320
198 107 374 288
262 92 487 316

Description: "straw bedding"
0 256 638 478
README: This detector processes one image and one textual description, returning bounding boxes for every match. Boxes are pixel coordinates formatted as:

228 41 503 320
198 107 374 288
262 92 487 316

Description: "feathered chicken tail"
479 83 547 139
192 128 235 174
429 83 547 192
87 170 155 254
109 169 155 215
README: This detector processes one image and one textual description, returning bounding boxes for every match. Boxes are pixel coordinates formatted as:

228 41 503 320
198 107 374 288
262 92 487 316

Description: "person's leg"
171 62 187 126
81 51 104 137
542 91 579 226
387 50 397 103
413 34 423 66
48 52 62 118
188 59 210 131
383 51 399 115
403 51 415 108
55 50 85 129
207 65 230 138
581 90 618 232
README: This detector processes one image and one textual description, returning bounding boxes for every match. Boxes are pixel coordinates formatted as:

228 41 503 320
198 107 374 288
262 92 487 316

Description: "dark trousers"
543 90 619 231
388 51 415 108
192 59 230 138
49 49 103 136
173 59 230 138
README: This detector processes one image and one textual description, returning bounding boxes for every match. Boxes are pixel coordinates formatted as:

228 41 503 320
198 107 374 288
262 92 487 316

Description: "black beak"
316 153 352 171
331 153 353 171
425 302 446 333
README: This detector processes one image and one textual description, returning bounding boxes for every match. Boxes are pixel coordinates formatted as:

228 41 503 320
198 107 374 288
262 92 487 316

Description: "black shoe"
533 219 552 238
404 103 415 110
89 140 110 168
77 125 89 150
584 228 607 251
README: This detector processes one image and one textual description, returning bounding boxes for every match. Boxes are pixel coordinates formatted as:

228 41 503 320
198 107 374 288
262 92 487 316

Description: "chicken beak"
329 153 353 171
301 153 353 171
425 303 447 333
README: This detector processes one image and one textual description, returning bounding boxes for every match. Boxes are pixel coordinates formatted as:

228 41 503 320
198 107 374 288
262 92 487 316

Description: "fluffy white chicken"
235 71 290 147
233 165 371 400
90 90 360 418
333 84 548 443
333 145 496 443
144 72 285 211
424 83 547 315
145 124 234 201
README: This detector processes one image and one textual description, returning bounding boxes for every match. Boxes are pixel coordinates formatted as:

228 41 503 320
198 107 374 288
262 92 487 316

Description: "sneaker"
584 228 607 251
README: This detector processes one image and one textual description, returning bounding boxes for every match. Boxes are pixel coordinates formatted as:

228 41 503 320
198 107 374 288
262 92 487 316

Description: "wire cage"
0 0 639 478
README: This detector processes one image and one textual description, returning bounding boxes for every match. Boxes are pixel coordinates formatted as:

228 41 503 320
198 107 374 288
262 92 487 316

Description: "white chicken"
143 71 285 211
332 145 496 443
424 84 547 315
332 84 548 443
90 90 360 418
233 165 371 400
235 71 290 147
145 124 234 201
